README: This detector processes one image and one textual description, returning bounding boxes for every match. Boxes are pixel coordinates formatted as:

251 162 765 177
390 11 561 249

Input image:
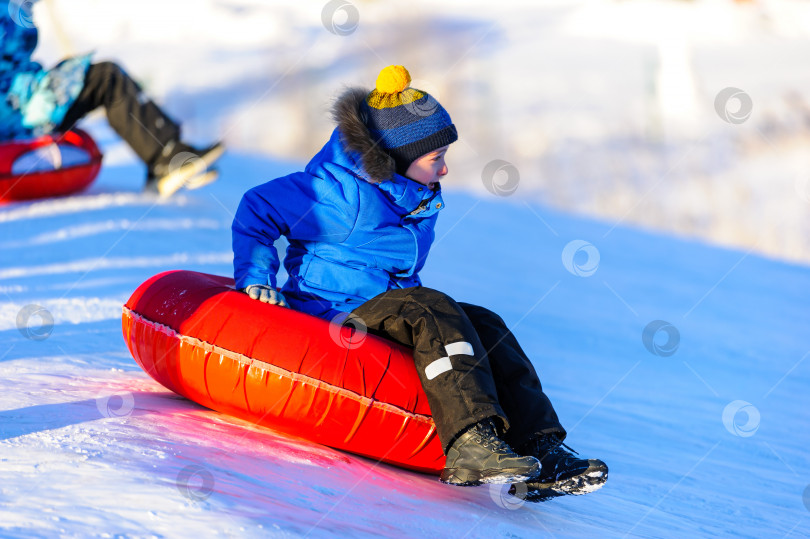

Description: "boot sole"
516 460 608 502
440 463 540 487
185 168 220 190
156 144 225 197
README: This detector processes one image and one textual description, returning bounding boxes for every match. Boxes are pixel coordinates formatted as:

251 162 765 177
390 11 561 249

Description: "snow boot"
440 418 541 486
512 433 608 501
146 141 224 197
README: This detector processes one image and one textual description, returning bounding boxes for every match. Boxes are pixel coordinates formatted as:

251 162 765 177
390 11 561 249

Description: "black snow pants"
348 287 566 453
58 62 180 170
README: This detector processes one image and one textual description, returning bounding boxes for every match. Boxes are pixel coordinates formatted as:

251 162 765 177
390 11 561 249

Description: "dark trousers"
349 287 565 452
58 62 180 168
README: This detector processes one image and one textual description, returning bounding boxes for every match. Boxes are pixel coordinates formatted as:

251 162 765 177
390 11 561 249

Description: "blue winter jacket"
232 128 445 321
1 0 91 140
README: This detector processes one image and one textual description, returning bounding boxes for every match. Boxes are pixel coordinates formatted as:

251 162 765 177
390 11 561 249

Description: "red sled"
122 270 446 473
0 129 103 203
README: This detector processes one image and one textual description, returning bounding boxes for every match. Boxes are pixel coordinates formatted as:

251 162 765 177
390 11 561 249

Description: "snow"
2 0 810 537
2 145 809 537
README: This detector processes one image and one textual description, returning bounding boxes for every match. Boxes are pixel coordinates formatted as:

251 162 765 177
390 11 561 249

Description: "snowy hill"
31 0 810 264
1 143 809 537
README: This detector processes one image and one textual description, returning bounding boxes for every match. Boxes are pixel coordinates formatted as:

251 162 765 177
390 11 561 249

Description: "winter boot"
440 419 541 486
146 140 225 197
512 433 608 501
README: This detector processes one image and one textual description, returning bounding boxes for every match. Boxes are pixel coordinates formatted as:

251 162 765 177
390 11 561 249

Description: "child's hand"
243 285 288 308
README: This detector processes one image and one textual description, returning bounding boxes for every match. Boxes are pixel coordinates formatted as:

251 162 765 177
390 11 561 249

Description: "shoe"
146 141 224 197
513 433 608 501
440 419 541 487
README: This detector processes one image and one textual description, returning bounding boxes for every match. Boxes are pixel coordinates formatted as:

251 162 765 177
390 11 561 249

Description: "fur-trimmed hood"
331 87 396 182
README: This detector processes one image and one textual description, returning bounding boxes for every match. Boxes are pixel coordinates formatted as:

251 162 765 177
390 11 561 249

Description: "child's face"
404 146 449 190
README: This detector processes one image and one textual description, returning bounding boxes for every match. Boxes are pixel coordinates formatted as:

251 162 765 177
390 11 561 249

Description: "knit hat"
363 65 458 175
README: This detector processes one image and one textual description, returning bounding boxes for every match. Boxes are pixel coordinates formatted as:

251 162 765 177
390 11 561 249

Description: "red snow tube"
0 129 103 203
122 270 445 473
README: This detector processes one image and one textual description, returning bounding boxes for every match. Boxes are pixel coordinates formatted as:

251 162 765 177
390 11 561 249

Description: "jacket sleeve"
232 172 358 290
2 3 42 135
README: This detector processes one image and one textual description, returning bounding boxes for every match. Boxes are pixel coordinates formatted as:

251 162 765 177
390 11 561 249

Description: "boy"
233 65 607 499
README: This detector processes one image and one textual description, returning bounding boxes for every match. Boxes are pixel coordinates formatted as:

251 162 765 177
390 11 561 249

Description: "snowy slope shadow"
0 397 149 441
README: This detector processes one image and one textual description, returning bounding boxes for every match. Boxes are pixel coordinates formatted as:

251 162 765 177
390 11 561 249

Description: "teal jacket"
232 128 445 321
1 0 91 140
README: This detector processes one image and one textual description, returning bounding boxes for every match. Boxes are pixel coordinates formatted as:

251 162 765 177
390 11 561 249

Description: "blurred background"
32 0 810 264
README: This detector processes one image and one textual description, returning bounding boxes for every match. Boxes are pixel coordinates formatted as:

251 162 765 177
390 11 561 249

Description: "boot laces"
474 420 513 454
547 438 579 457
529 434 580 463
533 435 587 481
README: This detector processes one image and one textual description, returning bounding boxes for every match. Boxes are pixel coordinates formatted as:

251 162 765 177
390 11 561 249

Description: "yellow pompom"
376 65 411 94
